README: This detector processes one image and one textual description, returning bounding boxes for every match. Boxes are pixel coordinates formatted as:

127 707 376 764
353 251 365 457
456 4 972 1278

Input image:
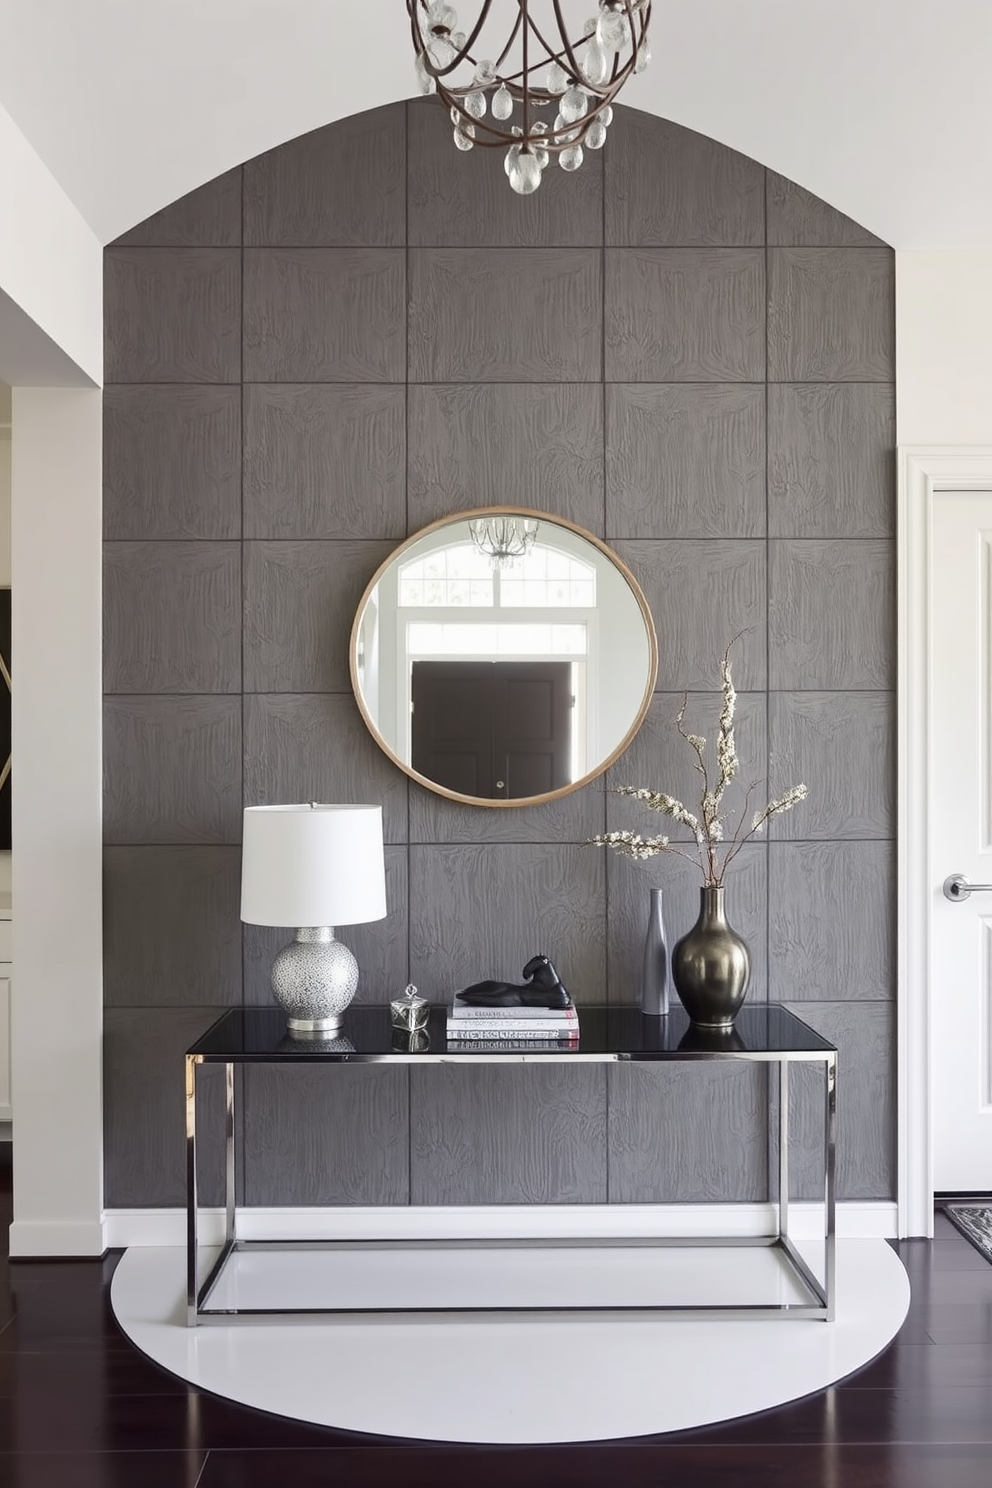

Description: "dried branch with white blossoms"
590 640 808 887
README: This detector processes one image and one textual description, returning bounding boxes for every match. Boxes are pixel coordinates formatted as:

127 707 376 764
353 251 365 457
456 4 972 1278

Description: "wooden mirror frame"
349 506 658 808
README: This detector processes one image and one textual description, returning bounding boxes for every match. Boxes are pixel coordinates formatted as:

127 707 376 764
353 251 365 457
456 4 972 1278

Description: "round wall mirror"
350 507 658 807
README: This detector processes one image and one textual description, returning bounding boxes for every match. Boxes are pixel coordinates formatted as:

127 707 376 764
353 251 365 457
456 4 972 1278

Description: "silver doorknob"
943 873 992 902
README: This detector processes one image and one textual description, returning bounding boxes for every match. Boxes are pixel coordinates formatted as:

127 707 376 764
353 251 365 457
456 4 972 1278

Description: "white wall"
0 101 102 386
896 253 992 445
7 389 104 1256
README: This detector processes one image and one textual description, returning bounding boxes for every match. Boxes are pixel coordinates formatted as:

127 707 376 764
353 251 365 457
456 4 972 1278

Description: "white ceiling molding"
0 1 989 248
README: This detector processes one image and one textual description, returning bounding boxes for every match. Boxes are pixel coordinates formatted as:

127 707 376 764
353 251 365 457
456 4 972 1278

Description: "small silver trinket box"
390 983 429 1032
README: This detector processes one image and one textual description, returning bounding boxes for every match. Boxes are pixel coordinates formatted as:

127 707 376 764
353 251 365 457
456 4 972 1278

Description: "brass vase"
672 885 750 1027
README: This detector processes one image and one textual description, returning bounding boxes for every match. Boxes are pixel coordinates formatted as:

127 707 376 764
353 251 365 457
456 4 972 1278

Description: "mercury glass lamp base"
287 1014 344 1035
271 927 359 1035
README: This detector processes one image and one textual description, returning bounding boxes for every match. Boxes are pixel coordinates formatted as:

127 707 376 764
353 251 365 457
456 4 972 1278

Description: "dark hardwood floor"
1 1145 991 1486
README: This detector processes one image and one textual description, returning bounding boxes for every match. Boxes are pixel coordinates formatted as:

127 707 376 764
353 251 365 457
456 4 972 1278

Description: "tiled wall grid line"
102 101 896 1209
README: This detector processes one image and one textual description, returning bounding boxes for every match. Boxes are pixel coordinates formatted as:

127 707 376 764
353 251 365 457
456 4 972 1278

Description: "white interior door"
931 488 992 1191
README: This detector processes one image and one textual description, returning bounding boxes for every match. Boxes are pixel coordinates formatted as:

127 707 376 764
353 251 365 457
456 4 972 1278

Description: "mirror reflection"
350 508 657 806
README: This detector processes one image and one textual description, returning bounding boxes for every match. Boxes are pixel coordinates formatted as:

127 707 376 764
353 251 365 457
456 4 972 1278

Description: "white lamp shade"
240 804 387 928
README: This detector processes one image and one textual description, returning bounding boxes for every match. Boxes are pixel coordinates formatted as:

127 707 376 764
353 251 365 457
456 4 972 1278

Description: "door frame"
898 447 992 1235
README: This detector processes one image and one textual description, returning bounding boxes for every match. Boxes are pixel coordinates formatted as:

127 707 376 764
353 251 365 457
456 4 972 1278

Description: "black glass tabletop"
187 1003 836 1062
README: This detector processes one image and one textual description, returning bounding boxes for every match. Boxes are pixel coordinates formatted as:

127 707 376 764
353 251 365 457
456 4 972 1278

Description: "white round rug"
111 1239 909 1444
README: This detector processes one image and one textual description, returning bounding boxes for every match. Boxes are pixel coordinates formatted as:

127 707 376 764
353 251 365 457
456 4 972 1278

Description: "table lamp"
240 803 387 1034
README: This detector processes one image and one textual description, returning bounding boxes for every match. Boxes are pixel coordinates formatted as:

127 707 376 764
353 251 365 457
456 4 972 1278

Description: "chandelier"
469 515 540 567
407 1 652 195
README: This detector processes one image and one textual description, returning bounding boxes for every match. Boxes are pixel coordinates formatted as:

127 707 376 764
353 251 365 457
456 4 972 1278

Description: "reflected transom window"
398 543 596 609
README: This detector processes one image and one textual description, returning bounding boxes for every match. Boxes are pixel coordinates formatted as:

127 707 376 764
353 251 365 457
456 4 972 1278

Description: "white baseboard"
105 1201 899 1250
8 1217 107 1257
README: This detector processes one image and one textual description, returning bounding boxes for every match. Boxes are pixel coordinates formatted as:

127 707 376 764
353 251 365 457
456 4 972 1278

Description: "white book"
445 1023 580 1041
446 1037 580 1052
449 1002 578 1022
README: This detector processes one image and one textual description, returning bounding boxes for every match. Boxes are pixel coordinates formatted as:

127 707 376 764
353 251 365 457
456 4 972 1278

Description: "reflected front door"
411 661 572 799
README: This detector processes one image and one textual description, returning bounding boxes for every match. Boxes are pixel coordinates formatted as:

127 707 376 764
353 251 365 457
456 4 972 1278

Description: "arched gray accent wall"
102 101 895 1210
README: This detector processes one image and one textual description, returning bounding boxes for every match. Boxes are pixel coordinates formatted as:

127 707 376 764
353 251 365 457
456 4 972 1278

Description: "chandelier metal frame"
407 1 651 166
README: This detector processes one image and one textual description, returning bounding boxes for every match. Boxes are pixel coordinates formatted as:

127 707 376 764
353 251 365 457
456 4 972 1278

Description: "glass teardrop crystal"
635 40 651 72
545 61 569 94
582 39 610 86
492 84 514 120
428 2 457 28
559 144 584 172
597 9 631 52
474 59 497 85
464 90 487 119
428 35 456 68
453 125 475 151
586 119 608 150
560 86 588 124
414 52 437 95
508 149 542 195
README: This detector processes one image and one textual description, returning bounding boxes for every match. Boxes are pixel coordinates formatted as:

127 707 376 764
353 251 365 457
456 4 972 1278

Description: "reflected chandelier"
469 515 540 567
407 1 652 195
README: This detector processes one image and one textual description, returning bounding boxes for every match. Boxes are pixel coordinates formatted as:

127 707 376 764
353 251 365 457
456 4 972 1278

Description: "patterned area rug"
944 1206 992 1263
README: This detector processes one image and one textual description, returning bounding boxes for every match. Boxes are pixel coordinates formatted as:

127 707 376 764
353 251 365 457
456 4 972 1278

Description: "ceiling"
0 0 988 249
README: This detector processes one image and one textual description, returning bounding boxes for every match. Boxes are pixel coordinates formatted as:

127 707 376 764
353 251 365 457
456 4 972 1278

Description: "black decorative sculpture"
455 954 572 1009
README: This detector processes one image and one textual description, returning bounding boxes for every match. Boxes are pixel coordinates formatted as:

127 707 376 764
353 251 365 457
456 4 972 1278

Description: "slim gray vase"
672 885 750 1027
640 886 672 1016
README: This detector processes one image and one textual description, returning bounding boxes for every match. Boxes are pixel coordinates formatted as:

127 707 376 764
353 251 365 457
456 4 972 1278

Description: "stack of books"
446 998 579 1050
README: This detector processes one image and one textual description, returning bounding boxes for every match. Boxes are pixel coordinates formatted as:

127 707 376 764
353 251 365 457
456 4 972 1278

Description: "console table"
185 1004 836 1326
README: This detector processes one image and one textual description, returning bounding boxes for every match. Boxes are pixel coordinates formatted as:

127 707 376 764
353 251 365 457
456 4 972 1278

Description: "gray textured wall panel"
112 168 243 248
767 247 895 382
769 840 895 1002
104 846 243 1006
605 248 766 381
243 539 394 693
243 248 406 382
243 1065 410 1206
103 385 242 541
608 1062 768 1202
411 1064 608 1205
768 383 896 539
244 104 406 248
768 692 895 840
103 696 242 845
408 382 605 533
409 247 603 382
768 539 895 690
244 384 407 540
104 248 241 383
103 103 897 1209
766 173 887 248
606 383 766 539
614 540 767 691
606 113 765 248
103 542 242 694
